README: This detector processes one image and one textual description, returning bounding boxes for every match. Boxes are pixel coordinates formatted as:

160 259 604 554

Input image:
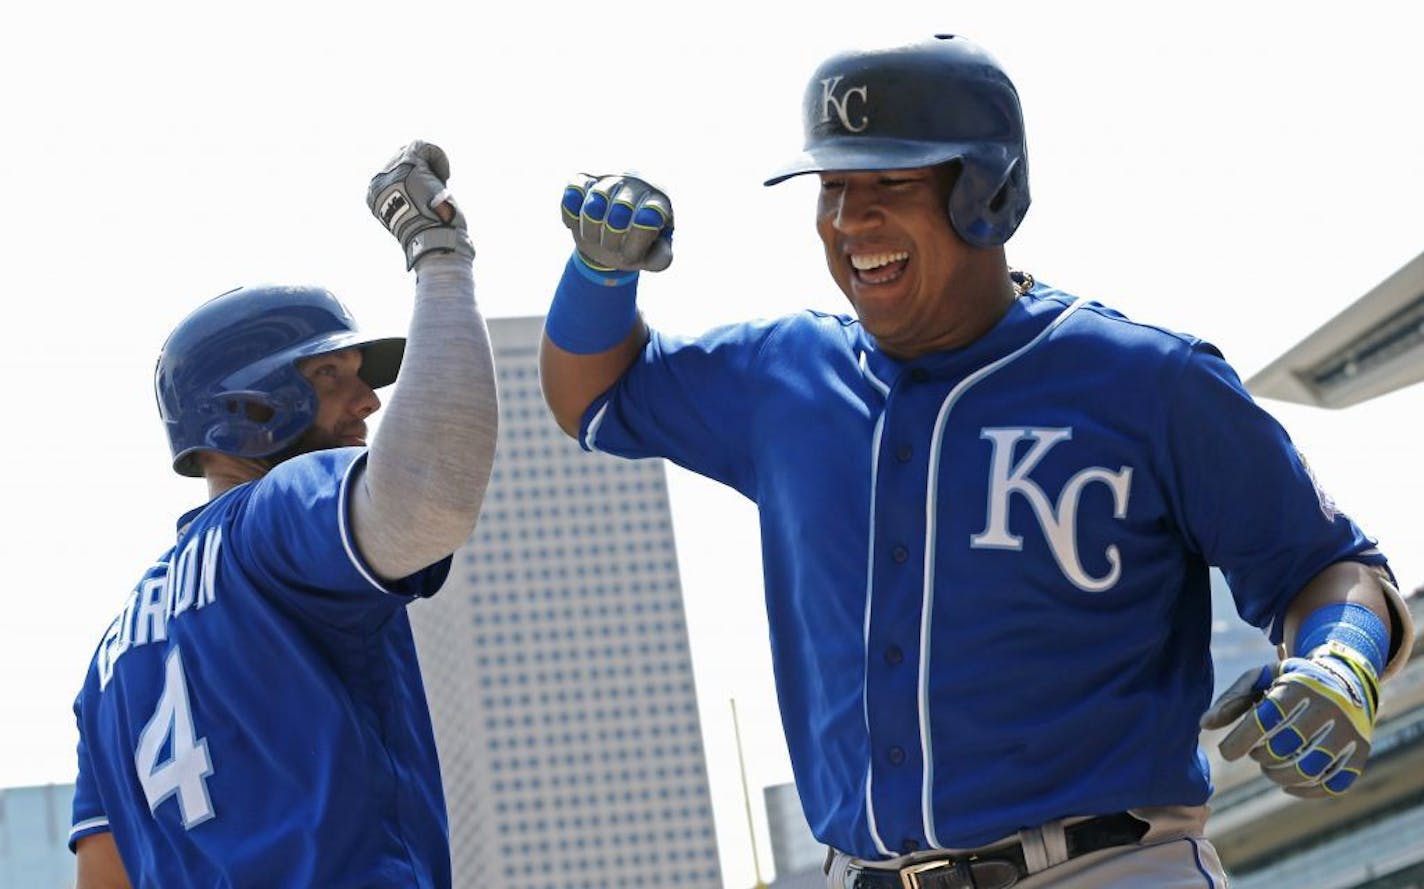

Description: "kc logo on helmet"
819 76 869 133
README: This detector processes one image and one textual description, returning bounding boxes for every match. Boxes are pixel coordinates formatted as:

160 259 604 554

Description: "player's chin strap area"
826 812 1148 889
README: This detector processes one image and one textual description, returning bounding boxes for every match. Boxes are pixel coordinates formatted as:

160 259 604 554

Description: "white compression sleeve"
348 253 498 581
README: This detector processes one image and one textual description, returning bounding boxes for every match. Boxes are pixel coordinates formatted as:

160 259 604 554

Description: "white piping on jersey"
69 816 109 841
585 401 612 452
338 456 399 595
917 297 1087 848
861 411 893 857
859 351 891 398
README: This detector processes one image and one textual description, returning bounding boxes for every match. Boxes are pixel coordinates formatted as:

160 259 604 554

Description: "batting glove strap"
1298 642 1381 729
406 226 476 271
572 251 639 285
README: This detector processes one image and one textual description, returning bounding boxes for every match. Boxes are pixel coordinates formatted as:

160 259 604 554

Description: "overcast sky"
2 2 1421 886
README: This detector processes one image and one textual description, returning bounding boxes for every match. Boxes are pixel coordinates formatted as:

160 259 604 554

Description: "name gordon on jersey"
97 527 222 690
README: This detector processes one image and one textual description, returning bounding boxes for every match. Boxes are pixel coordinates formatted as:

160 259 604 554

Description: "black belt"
837 812 1149 889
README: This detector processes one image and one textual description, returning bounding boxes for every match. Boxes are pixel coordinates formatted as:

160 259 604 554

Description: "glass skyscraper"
0 784 74 889
408 316 722 889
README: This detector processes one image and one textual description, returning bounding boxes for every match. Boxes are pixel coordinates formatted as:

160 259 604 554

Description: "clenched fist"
561 174 673 274
368 141 475 270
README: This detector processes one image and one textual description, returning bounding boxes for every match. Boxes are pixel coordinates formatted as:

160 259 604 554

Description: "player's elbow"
545 401 584 440
419 466 495 551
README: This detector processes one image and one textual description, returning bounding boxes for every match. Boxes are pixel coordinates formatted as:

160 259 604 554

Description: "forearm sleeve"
349 253 498 580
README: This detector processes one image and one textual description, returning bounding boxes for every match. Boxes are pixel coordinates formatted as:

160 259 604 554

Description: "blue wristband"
1297 602 1389 675
544 253 640 354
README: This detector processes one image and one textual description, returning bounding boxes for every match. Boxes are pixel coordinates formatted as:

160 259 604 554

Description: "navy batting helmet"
155 284 404 477
765 34 1030 249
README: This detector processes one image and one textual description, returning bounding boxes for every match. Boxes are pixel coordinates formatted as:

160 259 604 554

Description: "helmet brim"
355 337 404 389
764 137 970 186
281 333 406 389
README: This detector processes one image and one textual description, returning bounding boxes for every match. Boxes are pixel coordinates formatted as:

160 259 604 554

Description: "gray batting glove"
561 173 674 273
1201 644 1379 798
368 141 475 270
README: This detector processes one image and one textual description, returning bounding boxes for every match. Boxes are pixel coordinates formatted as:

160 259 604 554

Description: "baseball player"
68 141 497 888
538 36 1415 888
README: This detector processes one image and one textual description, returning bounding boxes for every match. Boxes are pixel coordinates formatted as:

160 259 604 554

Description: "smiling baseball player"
68 141 498 888
537 35 1414 889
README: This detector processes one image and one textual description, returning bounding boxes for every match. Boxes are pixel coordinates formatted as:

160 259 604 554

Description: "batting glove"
1200 641 1380 797
367 140 475 270
561 173 673 273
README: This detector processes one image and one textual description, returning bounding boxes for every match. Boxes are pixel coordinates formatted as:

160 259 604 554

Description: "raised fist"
561 173 673 273
368 141 475 270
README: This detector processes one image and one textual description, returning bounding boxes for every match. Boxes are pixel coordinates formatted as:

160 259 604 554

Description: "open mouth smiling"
850 250 909 285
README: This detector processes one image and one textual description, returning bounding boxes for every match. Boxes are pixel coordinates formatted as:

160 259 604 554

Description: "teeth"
850 251 909 271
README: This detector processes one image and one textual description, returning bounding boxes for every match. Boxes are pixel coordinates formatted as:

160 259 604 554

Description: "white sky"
2 2 1421 886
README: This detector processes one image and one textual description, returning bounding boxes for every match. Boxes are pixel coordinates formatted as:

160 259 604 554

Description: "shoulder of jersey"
1030 285 1208 355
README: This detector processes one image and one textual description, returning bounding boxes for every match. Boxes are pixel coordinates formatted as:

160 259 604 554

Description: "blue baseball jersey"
579 282 1386 858
70 448 453 887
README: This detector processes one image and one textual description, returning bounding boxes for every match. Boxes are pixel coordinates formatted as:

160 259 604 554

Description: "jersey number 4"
134 648 216 828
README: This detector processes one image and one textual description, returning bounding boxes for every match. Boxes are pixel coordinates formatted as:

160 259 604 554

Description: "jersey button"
902 839 921 854
895 444 913 463
884 645 904 665
891 545 909 564
910 368 930 383
888 746 906 766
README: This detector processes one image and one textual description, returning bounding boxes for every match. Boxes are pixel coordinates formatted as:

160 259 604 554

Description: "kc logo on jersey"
970 427 1133 592
819 76 869 133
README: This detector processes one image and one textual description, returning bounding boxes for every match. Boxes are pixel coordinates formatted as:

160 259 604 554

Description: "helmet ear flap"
947 154 1030 249
988 160 1022 214
187 382 315 475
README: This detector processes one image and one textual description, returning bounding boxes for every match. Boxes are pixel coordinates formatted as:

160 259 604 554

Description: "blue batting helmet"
154 284 404 477
765 34 1030 249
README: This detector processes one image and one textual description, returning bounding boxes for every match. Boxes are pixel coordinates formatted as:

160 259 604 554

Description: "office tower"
409 316 722 888
764 781 824 880
0 783 74 889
